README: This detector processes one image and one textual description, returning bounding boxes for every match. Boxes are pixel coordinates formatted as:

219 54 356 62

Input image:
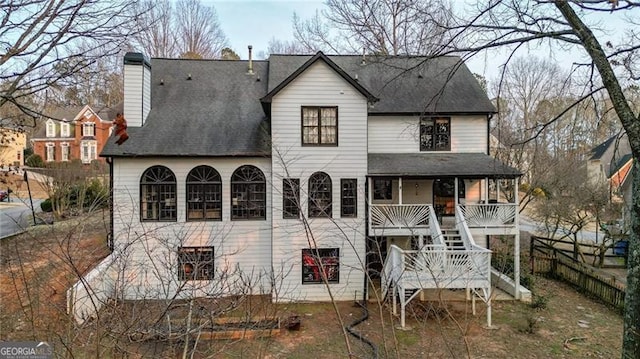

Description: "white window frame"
46 120 55 138
60 142 70 161
81 140 97 164
45 142 55 162
60 122 70 137
82 122 95 137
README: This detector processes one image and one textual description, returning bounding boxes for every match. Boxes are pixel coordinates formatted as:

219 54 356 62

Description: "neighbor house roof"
32 104 121 140
368 153 522 178
101 59 270 157
266 53 496 114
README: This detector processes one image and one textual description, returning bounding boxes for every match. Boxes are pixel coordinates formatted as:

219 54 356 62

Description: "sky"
211 0 322 58
208 0 632 83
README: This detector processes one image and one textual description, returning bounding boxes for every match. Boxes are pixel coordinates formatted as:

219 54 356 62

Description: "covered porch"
367 153 525 328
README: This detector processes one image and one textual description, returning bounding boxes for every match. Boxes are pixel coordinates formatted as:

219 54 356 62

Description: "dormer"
60 121 70 137
46 119 56 137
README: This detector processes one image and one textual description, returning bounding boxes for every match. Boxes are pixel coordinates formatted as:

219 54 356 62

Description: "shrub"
26 154 44 168
40 198 53 212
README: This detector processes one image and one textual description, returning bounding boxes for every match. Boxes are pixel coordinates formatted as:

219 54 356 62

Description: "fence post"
530 236 535 275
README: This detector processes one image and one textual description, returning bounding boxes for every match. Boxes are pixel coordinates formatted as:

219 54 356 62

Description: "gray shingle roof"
101 59 270 157
368 153 521 178
102 52 494 157
267 54 496 114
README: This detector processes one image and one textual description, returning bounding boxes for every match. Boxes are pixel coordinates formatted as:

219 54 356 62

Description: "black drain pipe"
345 289 378 358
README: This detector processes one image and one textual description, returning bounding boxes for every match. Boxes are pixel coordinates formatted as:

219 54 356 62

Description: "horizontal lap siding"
271 62 367 301
112 157 272 300
368 115 488 153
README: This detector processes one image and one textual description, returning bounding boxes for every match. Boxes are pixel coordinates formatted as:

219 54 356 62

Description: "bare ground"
0 213 624 358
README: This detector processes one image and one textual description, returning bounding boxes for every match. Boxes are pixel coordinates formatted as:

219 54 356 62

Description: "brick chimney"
123 52 151 127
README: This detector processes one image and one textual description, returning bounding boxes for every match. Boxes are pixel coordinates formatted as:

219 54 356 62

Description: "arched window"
187 166 222 221
140 166 177 221
231 165 266 220
309 172 332 218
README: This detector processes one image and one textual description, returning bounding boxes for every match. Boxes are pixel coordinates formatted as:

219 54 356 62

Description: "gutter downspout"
107 157 114 252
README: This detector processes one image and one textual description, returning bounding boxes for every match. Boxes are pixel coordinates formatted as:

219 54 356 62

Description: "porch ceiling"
368 153 521 178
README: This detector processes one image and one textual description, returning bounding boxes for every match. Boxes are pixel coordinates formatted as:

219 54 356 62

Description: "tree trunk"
624 161 640 358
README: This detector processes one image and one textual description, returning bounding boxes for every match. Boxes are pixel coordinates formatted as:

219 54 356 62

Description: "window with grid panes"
301 106 338 145
231 165 266 220
187 166 222 221
283 178 300 219
420 117 450 151
309 172 332 218
140 166 177 221
178 247 214 280
302 248 339 284
341 179 357 218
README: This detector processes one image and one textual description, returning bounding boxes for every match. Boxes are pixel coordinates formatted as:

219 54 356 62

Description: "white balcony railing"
458 203 517 227
382 245 491 300
370 204 431 230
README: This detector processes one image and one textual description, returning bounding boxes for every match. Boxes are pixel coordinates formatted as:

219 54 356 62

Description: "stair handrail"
455 205 490 252
427 205 445 247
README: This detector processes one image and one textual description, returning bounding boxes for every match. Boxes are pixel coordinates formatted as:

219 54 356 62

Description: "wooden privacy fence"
531 236 626 312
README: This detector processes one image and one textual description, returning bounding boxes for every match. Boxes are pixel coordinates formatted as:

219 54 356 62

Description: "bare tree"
130 0 176 58
293 0 456 55
130 0 228 59
439 1 640 356
175 0 227 59
0 0 141 128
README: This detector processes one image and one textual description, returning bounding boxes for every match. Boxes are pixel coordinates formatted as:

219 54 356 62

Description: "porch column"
454 177 459 205
368 177 373 233
398 177 403 205
514 178 520 299
484 177 489 202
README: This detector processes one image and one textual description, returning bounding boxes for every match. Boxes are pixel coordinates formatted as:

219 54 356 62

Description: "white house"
69 51 526 327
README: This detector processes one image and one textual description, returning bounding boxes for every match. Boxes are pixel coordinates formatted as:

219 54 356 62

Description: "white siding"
111 157 272 300
123 64 144 127
270 61 368 302
142 65 151 125
368 115 488 153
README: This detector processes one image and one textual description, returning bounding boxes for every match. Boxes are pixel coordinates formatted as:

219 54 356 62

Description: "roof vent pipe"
247 45 254 75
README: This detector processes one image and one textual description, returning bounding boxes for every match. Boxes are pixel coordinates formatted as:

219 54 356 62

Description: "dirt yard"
0 213 624 358
0 172 49 199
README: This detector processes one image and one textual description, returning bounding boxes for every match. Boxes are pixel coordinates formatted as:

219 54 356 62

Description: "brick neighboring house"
31 105 118 164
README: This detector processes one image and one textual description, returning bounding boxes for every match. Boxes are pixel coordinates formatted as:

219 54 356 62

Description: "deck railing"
459 203 517 227
382 244 491 293
370 204 431 230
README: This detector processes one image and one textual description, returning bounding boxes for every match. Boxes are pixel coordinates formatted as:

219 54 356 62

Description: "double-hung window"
420 117 451 151
45 143 55 162
82 122 95 137
283 178 300 219
178 247 214 280
302 248 339 284
341 179 357 218
302 106 338 145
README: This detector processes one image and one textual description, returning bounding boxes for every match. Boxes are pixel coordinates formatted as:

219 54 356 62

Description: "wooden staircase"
441 228 467 251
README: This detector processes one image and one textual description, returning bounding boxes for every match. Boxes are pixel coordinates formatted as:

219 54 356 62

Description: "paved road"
0 199 44 239
520 215 601 243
